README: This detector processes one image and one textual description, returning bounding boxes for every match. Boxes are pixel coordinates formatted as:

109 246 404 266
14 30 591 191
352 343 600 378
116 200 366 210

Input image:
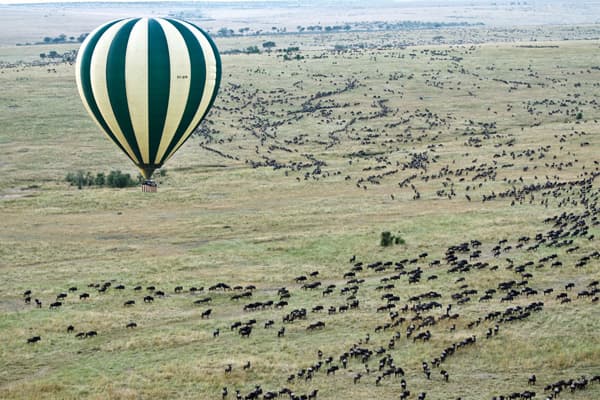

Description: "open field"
1 4 600 400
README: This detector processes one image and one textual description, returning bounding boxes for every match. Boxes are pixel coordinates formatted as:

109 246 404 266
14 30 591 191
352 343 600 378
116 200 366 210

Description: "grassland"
1 18 599 400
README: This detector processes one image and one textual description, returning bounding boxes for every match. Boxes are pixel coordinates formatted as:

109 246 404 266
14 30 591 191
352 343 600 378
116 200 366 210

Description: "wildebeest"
239 326 252 337
193 297 212 305
49 301 62 309
307 321 325 330
27 336 41 344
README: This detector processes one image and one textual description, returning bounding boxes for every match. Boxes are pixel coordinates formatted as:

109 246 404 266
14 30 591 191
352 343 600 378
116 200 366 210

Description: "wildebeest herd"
20 194 599 399
3 23 600 400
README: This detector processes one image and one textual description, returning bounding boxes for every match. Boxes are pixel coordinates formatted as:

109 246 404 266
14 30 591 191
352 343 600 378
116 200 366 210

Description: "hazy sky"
0 0 450 4
0 0 305 3
0 0 269 4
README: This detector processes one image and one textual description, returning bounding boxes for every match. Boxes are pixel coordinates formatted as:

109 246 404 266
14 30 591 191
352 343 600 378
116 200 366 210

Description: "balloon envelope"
75 17 221 179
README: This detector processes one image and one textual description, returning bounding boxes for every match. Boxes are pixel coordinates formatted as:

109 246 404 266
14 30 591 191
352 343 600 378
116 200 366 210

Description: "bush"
65 169 139 189
381 231 394 247
65 170 93 189
245 46 261 54
94 172 105 186
380 231 405 247
106 170 137 188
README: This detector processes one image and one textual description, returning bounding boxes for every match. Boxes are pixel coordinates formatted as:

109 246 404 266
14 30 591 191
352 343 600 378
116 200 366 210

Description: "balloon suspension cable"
139 166 158 193
139 166 157 181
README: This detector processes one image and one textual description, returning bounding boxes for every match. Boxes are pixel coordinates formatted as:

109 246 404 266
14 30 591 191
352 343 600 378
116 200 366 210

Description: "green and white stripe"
75 17 221 179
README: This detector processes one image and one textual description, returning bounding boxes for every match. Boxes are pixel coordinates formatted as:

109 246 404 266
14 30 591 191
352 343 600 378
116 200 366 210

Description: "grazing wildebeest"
193 297 212 305
441 369 449 382
307 321 325 330
49 301 62 309
27 336 41 344
239 326 252 337
326 365 339 375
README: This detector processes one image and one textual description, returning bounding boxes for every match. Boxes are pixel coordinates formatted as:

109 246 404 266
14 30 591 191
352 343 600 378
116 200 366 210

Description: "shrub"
380 231 405 247
65 170 93 189
65 169 139 189
381 231 394 247
106 170 137 188
245 46 261 54
94 172 105 186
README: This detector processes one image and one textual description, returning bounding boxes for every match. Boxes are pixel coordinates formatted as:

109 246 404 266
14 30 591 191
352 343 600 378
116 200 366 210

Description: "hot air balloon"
75 17 221 186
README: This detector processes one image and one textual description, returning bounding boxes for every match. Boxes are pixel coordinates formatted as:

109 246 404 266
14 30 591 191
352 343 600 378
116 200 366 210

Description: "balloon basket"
142 180 157 193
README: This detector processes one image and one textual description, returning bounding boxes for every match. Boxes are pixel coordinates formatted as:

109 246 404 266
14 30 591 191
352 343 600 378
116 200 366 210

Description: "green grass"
0 25 599 400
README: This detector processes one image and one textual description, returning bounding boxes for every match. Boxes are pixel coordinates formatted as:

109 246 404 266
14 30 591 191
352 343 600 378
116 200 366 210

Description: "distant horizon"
0 0 473 5
0 0 254 3
0 0 392 4
0 0 276 4
0 0 560 6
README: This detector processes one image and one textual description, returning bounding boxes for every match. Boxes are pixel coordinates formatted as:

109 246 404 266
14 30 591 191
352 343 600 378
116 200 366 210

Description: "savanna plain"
0 2 599 399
